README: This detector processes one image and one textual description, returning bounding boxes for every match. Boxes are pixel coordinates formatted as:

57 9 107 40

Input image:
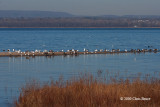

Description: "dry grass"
15 73 160 107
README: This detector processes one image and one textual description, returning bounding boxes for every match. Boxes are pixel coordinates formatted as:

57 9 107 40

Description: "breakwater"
0 48 159 57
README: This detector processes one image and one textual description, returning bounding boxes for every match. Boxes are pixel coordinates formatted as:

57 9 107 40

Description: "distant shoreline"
1 17 160 28
1 27 160 28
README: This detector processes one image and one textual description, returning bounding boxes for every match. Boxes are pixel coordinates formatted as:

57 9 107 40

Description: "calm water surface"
0 28 160 106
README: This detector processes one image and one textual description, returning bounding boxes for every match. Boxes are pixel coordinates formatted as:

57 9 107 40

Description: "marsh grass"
15 72 160 107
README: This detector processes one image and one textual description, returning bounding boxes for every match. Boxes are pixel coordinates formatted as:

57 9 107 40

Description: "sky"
0 0 160 16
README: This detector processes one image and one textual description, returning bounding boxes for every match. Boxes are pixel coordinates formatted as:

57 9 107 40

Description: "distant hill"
98 15 160 19
99 15 119 18
0 10 160 28
0 10 160 18
0 10 74 18
122 15 160 19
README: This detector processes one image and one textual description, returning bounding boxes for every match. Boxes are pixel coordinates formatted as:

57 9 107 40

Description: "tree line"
0 17 160 27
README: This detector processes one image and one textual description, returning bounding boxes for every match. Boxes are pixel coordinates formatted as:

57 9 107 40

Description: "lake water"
0 28 160 106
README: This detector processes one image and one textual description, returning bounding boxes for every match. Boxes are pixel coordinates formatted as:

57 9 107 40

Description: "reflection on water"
0 53 160 106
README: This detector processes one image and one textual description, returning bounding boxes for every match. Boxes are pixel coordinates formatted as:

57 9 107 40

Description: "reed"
15 73 160 107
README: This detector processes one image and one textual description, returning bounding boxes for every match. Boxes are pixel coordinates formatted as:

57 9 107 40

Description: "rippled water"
0 28 160 51
0 28 160 106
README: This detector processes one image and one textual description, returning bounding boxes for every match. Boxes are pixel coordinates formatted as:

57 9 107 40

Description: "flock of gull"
0 47 159 55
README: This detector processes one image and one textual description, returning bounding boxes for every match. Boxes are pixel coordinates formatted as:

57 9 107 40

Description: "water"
0 28 160 51
0 28 160 106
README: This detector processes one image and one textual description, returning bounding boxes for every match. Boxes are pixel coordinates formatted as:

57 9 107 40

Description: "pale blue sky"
0 0 160 16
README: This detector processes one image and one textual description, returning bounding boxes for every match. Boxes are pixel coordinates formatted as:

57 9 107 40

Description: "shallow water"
0 28 160 106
